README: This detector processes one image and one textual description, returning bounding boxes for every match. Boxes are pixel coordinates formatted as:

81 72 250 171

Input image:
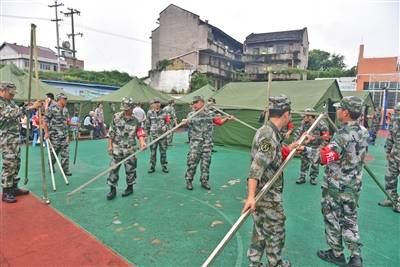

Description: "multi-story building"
0 42 84 72
243 28 309 81
151 4 244 89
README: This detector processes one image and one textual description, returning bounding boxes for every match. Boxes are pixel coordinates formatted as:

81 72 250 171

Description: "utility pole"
49 0 63 72
63 7 83 68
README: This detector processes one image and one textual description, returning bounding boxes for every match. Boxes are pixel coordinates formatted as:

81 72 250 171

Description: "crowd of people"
1 80 399 267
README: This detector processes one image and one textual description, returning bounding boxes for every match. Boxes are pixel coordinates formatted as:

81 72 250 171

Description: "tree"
190 73 212 92
308 49 347 70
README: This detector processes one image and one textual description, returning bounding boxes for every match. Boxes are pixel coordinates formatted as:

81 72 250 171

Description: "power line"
48 0 64 72
62 8 83 67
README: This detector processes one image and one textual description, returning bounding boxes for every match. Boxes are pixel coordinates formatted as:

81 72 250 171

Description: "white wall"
149 69 194 93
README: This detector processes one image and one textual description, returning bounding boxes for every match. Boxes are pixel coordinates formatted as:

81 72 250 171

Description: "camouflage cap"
151 97 161 104
0 81 17 93
268 94 291 112
56 93 68 100
192 95 204 103
333 96 362 113
120 97 134 110
303 108 316 116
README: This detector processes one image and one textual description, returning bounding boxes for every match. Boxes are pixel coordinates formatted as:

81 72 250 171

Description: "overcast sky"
1 0 399 77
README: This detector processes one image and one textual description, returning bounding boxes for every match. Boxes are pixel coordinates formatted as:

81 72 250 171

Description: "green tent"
179 84 216 103
0 64 85 102
342 91 375 111
213 79 343 148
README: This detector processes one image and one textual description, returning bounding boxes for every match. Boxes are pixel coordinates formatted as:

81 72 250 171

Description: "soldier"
242 95 299 267
1 82 40 203
163 99 177 146
368 107 381 145
181 95 233 190
145 97 170 173
299 96 368 267
106 97 146 200
44 93 72 176
294 108 330 185
378 102 400 212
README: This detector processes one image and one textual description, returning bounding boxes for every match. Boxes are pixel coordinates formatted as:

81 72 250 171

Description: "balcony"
243 52 300 63
205 40 242 62
198 64 236 79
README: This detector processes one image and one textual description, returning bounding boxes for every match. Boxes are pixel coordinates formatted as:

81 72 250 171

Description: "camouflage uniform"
381 103 400 211
369 109 381 144
294 109 329 184
309 97 368 261
163 102 177 145
247 95 291 267
0 94 23 189
44 94 70 173
145 100 169 170
107 102 143 187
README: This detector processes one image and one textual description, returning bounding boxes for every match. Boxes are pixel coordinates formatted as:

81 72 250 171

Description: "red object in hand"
287 121 294 130
281 145 290 161
213 117 224 126
165 115 171 124
136 127 146 138
321 131 331 141
320 146 339 165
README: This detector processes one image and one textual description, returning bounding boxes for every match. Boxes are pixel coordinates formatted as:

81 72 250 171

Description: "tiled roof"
1 42 58 60
245 28 307 44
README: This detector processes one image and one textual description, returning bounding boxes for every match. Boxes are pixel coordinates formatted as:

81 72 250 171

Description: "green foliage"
308 49 347 70
190 73 212 92
237 71 251 82
39 69 132 86
307 66 357 80
156 59 173 71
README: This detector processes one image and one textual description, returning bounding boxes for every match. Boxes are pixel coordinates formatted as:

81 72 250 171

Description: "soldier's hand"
242 197 256 214
44 132 49 140
108 146 113 155
302 133 315 144
181 119 188 125
161 126 167 132
296 145 305 155
140 142 147 151
284 132 291 140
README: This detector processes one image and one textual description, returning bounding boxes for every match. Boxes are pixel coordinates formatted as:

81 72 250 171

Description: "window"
276 45 285 54
253 48 260 55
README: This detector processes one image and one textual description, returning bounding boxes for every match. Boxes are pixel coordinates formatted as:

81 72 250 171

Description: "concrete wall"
149 69 194 93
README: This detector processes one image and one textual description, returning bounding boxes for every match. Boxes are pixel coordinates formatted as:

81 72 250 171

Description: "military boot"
148 167 155 174
310 178 318 185
2 188 17 203
201 180 211 190
186 180 193 190
317 249 346 266
12 184 30 196
162 165 169 173
347 255 362 267
378 199 392 207
64 170 72 176
296 177 306 184
106 186 116 200
122 185 133 197
393 202 400 213
271 260 291 267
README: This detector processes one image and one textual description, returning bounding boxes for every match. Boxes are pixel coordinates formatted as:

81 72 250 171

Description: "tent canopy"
179 84 216 103
0 64 85 102
214 79 342 112
342 91 375 110
93 77 172 104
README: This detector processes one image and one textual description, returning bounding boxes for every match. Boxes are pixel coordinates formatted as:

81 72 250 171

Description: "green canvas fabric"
179 84 217 103
214 79 342 148
93 77 173 104
0 64 85 102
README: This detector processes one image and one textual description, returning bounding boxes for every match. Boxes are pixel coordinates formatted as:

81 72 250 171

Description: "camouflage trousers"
384 155 400 202
300 148 320 180
107 150 137 187
248 200 286 267
149 136 168 168
49 138 70 172
1 143 21 188
185 140 212 182
166 125 174 145
321 188 362 256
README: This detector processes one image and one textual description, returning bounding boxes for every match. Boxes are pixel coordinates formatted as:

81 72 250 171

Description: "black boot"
12 184 30 196
347 255 362 267
162 165 169 173
186 181 193 190
64 170 72 176
2 188 17 203
317 249 346 266
122 185 133 197
106 186 116 200
148 167 155 174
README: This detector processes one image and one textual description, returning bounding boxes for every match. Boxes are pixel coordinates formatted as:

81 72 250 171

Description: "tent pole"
265 67 272 124
73 102 83 164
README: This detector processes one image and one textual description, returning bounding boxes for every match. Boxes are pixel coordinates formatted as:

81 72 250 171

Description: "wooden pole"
73 102 83 164
24 24 35 185
265 67 272 124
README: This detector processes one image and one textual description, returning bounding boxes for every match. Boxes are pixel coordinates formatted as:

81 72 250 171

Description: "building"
0 42 84 72
151 4 244 89
356 44 400 107
243 28 309 81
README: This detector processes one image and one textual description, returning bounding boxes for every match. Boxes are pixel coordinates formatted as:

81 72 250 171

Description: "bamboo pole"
202 113 326 266
33 26 50 204
46 140 56 191
48 139 69 185
211 106 257 131
264 67 272 124
73 102 83 164
67 103 209 199
24 24 35 185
